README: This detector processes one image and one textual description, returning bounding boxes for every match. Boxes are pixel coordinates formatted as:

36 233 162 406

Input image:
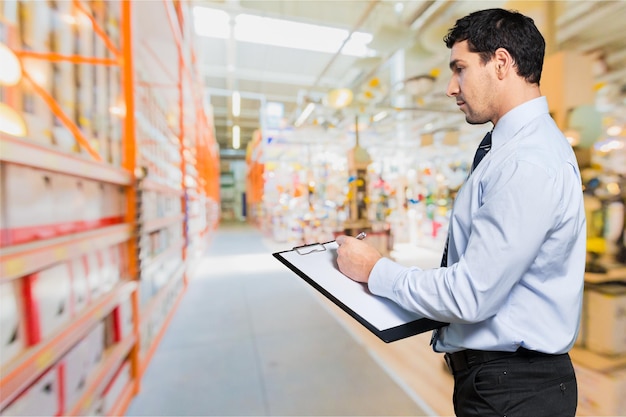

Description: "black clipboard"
273 240 447 343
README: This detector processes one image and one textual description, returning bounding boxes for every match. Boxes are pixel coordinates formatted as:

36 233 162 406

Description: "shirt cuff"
368 257 409 300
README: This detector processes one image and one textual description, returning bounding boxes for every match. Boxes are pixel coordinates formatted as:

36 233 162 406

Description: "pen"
355 232 367 240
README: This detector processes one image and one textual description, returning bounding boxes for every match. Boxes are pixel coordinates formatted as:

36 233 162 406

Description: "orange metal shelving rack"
0 1 219 415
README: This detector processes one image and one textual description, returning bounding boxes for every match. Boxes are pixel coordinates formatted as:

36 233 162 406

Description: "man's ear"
494 48 513 79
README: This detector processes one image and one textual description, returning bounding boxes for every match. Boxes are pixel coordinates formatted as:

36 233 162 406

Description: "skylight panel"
193 6 374 57
193 7 230 39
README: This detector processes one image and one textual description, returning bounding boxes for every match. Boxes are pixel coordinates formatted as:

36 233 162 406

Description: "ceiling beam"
557 2 626 43
214 119 260 129
206 87 299 104
202 64 336 89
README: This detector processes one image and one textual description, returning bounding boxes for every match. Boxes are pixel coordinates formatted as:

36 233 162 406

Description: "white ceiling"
134 0 626 157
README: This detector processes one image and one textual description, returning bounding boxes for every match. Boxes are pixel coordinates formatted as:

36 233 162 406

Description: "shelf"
141 240 185 277
570 346 626 372
106 376 136 417
0 2 218 415
0 281 138 410
0 134 132 186
142 214 185 234
140 271 186 377
140 262 185 322
585 271 626 284
67 333 136 416
0 224 133 282
140 178 184 196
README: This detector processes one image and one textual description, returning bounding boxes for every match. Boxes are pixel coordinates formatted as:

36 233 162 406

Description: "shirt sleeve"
368 158 567 324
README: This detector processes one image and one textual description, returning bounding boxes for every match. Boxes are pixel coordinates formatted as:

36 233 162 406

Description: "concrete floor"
125 221 432 416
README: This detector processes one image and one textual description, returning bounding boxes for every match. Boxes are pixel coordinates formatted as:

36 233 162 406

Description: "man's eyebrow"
449 59 460 70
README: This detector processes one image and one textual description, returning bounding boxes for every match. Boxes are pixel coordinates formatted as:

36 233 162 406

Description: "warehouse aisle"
126 221 432 416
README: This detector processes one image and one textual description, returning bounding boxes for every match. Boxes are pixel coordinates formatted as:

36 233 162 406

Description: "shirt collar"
491 96 549 150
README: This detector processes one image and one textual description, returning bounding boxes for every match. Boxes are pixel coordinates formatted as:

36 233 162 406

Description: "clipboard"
273 240 447 343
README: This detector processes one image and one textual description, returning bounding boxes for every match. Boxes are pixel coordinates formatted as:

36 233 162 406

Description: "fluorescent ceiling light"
232 125 240 149
193 6 374 57
295 103 315 127
372 111 388 122
232 91 240 117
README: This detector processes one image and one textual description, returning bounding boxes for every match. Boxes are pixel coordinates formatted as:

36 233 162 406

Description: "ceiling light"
193 7 230 39
109 103 126 117
236 14 373 57
607 125 622 136
232 125 240 149
404 75 435 96
326 88 353 109
0 42 22 86
193 6 374 57
372 111 388 122
0 103 27 137
232 91 240 117
294 103 315 127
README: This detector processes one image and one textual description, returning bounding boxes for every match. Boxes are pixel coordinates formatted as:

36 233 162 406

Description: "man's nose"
446 77 459 97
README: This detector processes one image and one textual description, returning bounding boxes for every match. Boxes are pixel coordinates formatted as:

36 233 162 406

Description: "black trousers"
449 350 577 417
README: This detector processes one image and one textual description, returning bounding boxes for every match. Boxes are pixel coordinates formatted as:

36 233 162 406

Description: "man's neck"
494 83 541 126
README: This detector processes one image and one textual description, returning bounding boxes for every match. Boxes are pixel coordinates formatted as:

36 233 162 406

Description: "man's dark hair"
444 8 545 85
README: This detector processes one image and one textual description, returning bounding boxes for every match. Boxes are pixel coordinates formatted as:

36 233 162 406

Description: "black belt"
444 348 558 374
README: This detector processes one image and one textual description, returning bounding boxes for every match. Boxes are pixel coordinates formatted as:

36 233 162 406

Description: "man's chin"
465 115 489 125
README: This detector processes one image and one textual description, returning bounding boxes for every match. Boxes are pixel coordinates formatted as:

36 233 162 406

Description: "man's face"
446 40 496 125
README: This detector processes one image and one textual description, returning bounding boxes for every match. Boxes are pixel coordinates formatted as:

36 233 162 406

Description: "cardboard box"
98 247 119 294
108 65 122 167
61 338 90 410
80 179 103 230
20 58 54 145
93 50 109 161
0 365 62 416
51 172 83 236
575 364 626 416
75 5 95 150
586 281 626 355
50 1 74 55
50 61 77 153
0 280 25 367
69 257 89 316
84 252 102 301
1 164 55 244
17 1 54 144
117 242 129 280
101 361 131 414
110 296 133 343
18 0 51 50
22 262 72 344
82 397 104 417
101 182 125 226
85 321 105 371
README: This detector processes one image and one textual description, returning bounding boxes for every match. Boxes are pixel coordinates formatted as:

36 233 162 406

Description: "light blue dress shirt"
369 97 586 354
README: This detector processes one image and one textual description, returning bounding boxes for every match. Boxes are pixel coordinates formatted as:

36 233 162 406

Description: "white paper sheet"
279 241 424 330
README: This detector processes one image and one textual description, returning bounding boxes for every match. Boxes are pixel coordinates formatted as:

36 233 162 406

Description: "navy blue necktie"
471 131 493 173
440 131 492 267
432 131 493 346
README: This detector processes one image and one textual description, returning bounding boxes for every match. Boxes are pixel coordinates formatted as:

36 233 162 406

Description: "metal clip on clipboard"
294 242 327 255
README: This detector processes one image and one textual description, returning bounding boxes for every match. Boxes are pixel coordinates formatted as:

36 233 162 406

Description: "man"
336 8 586 417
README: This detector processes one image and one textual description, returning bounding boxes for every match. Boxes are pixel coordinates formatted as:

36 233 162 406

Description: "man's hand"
336 235 382 283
